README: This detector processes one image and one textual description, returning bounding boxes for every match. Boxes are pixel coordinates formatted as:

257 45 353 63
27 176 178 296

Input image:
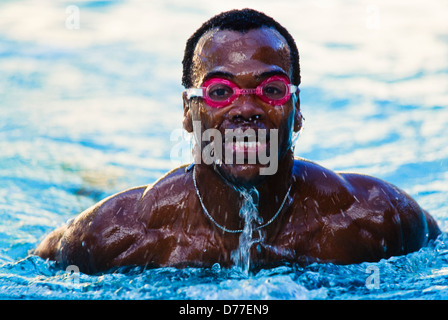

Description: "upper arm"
33 225 67 260
424 209 441 241
34 186 147 273
370 177 441 253
341 173 440 257
395 191 441 251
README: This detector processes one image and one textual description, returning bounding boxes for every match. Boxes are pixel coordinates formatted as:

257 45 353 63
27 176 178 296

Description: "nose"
227 96 265 124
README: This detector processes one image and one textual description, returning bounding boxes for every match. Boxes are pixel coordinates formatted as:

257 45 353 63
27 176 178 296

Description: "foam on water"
1 235 448 299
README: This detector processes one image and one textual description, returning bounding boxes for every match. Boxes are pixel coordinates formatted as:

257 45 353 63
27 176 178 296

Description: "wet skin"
34 28 440 274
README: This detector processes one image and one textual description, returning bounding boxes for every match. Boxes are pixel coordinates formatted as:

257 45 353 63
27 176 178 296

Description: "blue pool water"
0 0 447 299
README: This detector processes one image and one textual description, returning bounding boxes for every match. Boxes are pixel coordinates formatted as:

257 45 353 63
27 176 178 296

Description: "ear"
182 91 193 133
293 94 303 132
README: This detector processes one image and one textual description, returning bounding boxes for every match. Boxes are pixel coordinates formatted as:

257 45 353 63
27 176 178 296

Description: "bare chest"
138 206 335 268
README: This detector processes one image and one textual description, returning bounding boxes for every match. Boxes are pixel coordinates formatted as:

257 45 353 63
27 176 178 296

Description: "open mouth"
226 140 268 154
201 126 279 175
222 129 271 162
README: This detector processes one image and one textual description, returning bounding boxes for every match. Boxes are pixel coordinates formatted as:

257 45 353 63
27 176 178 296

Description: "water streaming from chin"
230 187 265 275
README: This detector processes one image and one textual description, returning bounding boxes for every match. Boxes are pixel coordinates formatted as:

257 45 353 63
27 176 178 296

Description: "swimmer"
34 9 440 274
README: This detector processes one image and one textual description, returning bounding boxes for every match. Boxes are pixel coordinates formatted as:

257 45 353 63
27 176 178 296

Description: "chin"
214 162 269 188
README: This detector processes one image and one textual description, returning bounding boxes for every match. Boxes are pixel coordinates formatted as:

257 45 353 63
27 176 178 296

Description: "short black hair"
181 8 300 88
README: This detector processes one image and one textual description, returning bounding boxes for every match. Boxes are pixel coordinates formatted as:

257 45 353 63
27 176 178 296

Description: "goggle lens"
206 82 235 103
261 79 288 101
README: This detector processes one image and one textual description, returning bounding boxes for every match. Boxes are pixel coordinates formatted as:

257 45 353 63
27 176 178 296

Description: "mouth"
222 129 271 162
224 140 268 155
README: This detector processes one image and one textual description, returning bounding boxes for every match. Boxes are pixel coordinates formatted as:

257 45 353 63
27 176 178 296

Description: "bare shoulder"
49 185 147 271
292 157 355 208
137 164 193 226
34 186 147 256
140 164 192 200
290 157 440 262
292 156 436 226
341 171 441 244
35 164 192 273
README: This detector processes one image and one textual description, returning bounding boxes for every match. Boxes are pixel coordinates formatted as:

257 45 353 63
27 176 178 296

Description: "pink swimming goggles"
185 75 299 108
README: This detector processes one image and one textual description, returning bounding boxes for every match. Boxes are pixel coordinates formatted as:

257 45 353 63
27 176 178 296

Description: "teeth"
233 141 262 148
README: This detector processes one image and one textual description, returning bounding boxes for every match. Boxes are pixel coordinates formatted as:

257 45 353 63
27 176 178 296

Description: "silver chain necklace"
192 165 292 233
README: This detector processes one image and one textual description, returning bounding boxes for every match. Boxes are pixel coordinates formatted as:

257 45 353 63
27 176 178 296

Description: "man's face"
184 27 300 186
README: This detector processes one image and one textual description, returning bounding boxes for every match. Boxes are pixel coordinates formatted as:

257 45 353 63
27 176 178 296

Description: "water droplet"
211 263 221 272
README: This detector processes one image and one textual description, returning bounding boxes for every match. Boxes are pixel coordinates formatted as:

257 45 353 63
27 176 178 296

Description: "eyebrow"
255 69 289 80
202 71 235 83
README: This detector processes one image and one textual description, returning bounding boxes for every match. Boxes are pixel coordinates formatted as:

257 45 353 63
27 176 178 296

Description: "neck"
193 151 294 232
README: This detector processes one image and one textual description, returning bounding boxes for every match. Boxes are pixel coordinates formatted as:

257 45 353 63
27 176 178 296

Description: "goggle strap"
185 88 203 99
289 85 299 94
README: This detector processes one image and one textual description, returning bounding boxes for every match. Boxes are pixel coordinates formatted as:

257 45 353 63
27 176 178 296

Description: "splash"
231 187 265 275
